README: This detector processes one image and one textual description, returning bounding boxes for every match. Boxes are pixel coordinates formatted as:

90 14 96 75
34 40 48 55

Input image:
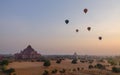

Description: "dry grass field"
7 59 120 75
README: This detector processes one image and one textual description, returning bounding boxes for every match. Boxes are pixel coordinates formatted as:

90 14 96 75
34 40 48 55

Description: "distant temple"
14 45 41 60
73 52 78 59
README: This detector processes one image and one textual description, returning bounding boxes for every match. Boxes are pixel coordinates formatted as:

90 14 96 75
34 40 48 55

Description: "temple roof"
21 45 37 54
26 45 33 50
14 45 41 59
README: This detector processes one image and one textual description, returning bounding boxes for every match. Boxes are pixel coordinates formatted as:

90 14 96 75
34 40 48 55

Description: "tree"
80 60 85 63
59 69 66 74
5 68 15 75
0 60 9 66
95 63 105 69
112 67 120 73
43 60 51 67
56 59 62 64
107 59 117 66
1 65 7 72
88 60 94 64
13 73 16 75
51 69 57 74
42 70 49 75
71 59 77 64
88 65 94 69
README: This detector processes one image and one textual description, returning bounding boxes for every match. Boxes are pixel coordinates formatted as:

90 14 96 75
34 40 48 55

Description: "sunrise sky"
0 0 120 55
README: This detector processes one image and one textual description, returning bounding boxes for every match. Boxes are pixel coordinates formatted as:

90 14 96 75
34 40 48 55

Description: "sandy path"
8 62 43 69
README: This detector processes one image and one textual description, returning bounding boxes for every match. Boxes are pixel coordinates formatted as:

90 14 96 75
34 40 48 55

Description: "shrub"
5 68 15 75
112 67 120 73
51 69 57 74
59 69 66 74
0 60 9 66
71 59 77 64
95 63 105 69
108 59 117 66
13 73 16 75
88 60 94 64
80 60 85 63
43 60 51 67
56 59 62 64
1 65 7 72
42 70 49 75
88 65 94 69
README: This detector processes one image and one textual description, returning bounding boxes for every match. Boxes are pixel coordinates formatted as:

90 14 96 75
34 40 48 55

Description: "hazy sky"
0 0 120 55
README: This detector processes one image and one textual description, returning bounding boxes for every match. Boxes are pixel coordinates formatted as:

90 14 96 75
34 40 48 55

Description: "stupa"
14 45 41 60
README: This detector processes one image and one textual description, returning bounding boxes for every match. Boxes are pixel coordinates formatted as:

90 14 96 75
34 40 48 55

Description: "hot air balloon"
98 36 102 40
65 19 69 24
76 29 79 32
87 27 91 31
83 8 88 14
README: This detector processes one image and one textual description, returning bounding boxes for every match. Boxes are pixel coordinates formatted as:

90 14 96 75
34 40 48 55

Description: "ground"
7 59 120 75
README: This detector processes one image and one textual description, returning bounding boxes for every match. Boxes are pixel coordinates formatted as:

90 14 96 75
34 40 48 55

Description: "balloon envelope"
65 19 69 24
87 27 91 31
84 8 88 14
98 36 102 40
76 29 79 32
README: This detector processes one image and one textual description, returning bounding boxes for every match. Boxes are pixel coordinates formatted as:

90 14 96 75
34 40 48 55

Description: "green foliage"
112 67 120 73
95 63 105 69
42 70 49 75
1 65 7 72
88 60 94 64
88 65 94 69
71 59 77 64
51 69 57 74
59 68 66 74
5 68 15 75
43 60 51 67
0 60 9 66
80 60 85 63
108 59 117 66
13 73 16 75
56 59 62 64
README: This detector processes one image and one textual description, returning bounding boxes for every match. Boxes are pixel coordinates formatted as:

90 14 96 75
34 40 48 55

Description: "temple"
73 52 78 59
14 45 41 60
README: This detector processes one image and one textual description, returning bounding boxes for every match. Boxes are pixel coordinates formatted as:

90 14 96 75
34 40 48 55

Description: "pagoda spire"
27 45 32 48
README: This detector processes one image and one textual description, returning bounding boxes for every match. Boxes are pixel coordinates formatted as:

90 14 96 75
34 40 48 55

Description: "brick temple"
14 45 41 60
